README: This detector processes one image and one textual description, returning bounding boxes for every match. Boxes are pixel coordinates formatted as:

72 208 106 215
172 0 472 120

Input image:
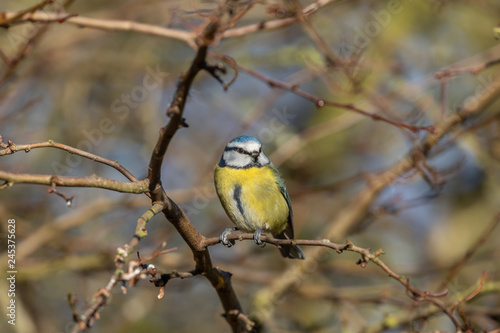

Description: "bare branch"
366 277 500 333
70 245 178 332
133 202 165 240
222 0 339 39
249 63 500 328
439 214 500 291
434 56 500 79
0 139 139 181
0 170 149 193
0 0 53 26
232 60 436 133
0 10 197 48
145 2 253 332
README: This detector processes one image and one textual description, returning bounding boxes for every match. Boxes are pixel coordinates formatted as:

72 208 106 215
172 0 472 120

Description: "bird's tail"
274 232 305 259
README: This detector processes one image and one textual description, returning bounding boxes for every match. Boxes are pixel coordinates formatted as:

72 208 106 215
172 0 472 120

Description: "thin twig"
221 0 338 39
71 244 177 332
434 57 500 79
0 139 138 181
204 234 445 300
235 61 436 133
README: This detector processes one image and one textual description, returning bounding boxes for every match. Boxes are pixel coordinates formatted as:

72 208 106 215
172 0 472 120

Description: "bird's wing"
270 162 294 239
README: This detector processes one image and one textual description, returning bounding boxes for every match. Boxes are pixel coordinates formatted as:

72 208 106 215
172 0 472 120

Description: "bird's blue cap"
228 135 260 145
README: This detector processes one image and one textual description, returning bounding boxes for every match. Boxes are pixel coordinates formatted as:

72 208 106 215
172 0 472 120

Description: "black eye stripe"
226 147 257 156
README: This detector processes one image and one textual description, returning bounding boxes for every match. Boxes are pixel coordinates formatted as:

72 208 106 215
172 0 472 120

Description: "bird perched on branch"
214 135 305 259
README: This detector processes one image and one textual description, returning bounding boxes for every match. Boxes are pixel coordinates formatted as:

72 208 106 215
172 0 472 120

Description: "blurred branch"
19 254 109 280
288 0 340 66
234 61 436 133
222 0 338 39
269 112 362 166
0 0 77 84
366 277 500 333
434 56 500 79
438 213 500 291
0 0 53 26
0 0 337 51
0 22 49 84
297 283 404 307
15 197 125 261
249 61 500 329
0 11 197 49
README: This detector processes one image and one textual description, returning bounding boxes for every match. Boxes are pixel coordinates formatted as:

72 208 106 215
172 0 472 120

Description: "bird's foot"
220 227 237 248
253 228 266 248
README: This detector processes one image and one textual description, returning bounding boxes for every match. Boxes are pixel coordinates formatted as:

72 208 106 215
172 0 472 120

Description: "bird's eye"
237 148 244 154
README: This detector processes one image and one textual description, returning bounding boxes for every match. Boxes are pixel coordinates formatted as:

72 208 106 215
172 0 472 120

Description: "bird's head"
219 135 270 168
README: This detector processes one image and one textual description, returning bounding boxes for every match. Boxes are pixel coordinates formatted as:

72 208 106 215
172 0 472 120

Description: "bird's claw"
253 228 266 248
220 227 237 248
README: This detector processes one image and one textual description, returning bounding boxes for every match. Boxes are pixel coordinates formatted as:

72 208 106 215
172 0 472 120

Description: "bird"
214 135 305 259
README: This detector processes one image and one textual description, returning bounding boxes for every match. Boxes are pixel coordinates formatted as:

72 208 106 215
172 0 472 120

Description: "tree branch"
366 278 500 333
0 0 53 26
438 213 500 291
0 138 138 181
145 2 252 332
248 65 500 328
0 11 197 49
222 0 338 39
233 60 436 133
0 170 149 193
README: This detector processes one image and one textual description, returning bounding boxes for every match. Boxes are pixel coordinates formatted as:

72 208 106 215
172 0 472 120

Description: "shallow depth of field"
1 1 500 333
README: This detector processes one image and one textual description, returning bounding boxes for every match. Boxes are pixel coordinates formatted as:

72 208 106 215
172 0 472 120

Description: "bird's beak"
251 151 260 159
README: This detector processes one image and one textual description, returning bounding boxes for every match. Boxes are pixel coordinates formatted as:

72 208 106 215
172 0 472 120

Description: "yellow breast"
214 165 289 234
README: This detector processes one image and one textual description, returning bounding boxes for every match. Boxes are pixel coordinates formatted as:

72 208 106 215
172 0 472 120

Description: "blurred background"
1 0 500 332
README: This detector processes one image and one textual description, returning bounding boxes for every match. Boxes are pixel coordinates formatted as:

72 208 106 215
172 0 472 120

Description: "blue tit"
214 135 305 259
